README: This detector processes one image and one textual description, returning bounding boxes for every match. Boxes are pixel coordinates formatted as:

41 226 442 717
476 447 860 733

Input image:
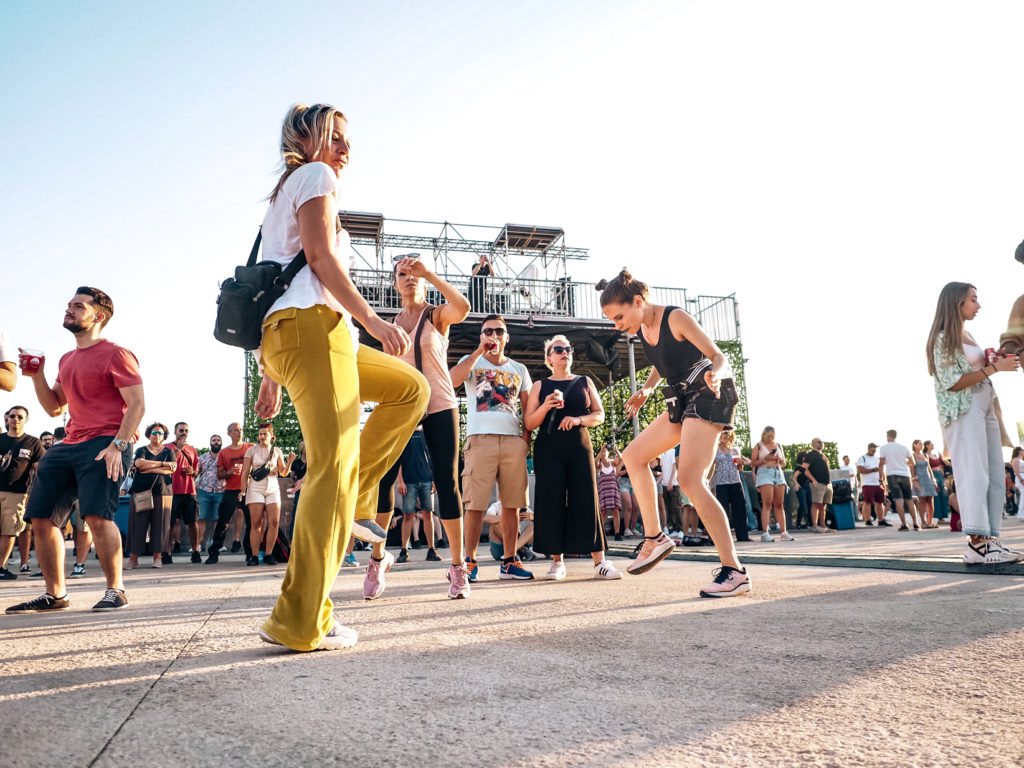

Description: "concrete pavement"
2 530 1023 768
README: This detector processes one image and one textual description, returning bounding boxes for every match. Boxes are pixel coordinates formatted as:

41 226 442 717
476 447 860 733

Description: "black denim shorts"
663 377 739 427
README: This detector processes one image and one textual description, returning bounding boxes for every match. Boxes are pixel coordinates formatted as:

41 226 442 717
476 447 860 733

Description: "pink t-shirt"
56 340 142 444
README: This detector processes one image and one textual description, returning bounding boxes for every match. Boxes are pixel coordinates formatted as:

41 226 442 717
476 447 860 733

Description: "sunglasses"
549 345 573 355
151 430 164 435
8 414 26 420
482 328 506 337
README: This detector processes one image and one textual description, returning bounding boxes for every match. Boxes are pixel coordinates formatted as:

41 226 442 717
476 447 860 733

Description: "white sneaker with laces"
760 532 774 542
963 537 1024 564
545 562 567 580
779 532 795 541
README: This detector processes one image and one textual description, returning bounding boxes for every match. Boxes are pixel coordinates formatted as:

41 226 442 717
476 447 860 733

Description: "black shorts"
888 475 913 501
664 378 739 426
171 494 199 525
25 436 129 523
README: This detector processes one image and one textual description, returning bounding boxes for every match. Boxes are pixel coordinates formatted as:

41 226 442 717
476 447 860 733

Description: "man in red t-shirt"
7 287 144 615
207 421 254 563
164 422 201 564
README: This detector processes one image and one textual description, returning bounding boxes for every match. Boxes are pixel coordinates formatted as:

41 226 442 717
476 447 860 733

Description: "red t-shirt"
56 339 143 444
217 443 253 491
169 442 199 495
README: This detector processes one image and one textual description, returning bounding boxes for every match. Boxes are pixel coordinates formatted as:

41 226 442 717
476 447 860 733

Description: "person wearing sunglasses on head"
524 335 621 581
450 314 534 581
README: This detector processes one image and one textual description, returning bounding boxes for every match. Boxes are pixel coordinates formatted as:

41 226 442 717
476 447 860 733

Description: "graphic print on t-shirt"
474 368 521 413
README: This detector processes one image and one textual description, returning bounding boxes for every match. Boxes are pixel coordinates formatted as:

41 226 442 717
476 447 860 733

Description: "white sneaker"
779 532 795 541
545 562 567 580
963 538 1024 564
760 532 774 542
258 620 358 651
594 560 622 580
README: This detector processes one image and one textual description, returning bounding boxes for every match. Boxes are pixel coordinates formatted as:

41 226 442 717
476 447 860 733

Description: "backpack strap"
413 305 436 371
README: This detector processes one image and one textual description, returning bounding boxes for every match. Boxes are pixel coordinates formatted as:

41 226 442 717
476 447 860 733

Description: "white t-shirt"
0 327 13 364
857 454 880 486
462 356 532 436
260 162 358 348
843 462 858 488
878 441 912 477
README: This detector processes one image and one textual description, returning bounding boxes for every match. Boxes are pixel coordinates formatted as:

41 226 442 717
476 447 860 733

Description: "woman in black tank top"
597 269 749 598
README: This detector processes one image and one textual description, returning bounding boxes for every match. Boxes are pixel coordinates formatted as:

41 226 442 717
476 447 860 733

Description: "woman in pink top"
374 255 472 599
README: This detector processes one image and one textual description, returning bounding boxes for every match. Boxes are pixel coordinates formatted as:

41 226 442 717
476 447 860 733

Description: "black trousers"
210 492 252 557
533 425 605 556
377 409 464 520
715 482 749 542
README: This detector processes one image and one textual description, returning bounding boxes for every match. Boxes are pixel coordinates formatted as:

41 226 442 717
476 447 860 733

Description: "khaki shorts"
0 491 28 537
462 433 529 511
810 483 834 505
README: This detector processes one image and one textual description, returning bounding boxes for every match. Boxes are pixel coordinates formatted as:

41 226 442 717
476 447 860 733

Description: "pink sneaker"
447 563 470 599
699 565 751 598
626 534 676 575
363 551 395 600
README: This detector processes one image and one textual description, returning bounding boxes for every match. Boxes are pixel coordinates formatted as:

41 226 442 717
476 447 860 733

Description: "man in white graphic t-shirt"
857 443 886 526
450 314 534 583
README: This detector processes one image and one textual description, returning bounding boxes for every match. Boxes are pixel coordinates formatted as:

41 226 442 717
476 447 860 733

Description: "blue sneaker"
466 558 479 583
341 553 358 568
499 558 534 580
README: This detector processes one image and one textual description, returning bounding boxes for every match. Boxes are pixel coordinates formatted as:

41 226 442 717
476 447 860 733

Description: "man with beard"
195 434 224 552
7 287 143 614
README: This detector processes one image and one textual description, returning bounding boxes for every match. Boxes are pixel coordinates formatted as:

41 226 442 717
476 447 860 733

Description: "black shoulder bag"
214 229 308 350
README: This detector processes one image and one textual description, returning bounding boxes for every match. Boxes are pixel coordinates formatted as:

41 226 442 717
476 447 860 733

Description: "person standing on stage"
524 334 621 580
597 269 749 597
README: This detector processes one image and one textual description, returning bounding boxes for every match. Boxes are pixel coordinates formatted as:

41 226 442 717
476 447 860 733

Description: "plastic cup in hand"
486 341 498 352
553 389 564 408
19 349 44 376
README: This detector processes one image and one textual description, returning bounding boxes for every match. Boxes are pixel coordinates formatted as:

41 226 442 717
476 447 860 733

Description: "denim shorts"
25 436 130 522
401 481 434 515
755 466 786 488
196 489 224 520
617 476 633 494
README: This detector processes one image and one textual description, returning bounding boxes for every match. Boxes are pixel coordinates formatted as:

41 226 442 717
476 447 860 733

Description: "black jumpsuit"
532 377 606 556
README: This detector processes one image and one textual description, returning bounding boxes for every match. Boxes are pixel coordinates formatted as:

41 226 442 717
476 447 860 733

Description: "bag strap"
412 305 436 371
248 226 308 291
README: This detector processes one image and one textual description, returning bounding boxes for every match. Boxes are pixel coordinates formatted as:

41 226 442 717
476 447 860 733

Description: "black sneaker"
230 541 242 553
396 549 409 563
614 533 623 541
0 567 17 581
864 520 874 526
246 556 260 566
410 541 423 550
425 548 442 562
92 588 128 612
173 542 182 554
205 551 219 565
190 551 202 564
435 539 448 549
263 554 277 565
161 553 173 565
6 592 71 614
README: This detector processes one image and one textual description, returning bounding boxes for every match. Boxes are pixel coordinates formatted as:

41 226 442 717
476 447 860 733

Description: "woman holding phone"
751 427 794 543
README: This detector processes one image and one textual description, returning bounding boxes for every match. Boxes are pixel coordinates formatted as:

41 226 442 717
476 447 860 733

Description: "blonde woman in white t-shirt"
253 104 429 652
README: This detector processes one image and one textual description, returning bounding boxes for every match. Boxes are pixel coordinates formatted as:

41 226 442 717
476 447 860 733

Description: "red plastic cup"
552 388 564 408
485 341 498 352
19 349 44 376
985 348 998 364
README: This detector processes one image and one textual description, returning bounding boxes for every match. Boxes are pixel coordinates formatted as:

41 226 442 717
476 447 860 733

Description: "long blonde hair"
926 282 975 376
269 103 346 203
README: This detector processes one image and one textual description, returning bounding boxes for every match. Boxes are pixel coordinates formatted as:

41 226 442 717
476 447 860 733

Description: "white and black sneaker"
70 563 86 578
92 588 128 612
351 519 387 544
963 538 1024 565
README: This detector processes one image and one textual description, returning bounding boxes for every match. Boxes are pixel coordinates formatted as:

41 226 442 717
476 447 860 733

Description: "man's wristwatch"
111 438 130 452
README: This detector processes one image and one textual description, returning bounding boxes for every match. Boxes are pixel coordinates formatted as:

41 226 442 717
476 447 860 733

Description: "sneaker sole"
92 603 128 612
699 581 752 598
6 605 71 614
499 572 534 580
351 524 386 544
626 540 675 575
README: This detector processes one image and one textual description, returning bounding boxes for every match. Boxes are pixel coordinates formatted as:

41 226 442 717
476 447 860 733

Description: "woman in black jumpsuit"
524 335 622 580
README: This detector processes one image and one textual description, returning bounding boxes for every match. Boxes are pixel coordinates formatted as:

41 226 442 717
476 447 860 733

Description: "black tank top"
637 306 708 386
539 377 589 431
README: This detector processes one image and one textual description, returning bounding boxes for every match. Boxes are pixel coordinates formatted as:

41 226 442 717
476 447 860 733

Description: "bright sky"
3 0 1024 461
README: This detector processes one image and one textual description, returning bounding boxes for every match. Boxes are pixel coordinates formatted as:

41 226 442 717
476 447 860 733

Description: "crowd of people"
2 103 1022 654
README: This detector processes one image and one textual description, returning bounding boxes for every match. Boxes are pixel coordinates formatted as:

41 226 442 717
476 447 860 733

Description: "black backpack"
213 229 307 350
